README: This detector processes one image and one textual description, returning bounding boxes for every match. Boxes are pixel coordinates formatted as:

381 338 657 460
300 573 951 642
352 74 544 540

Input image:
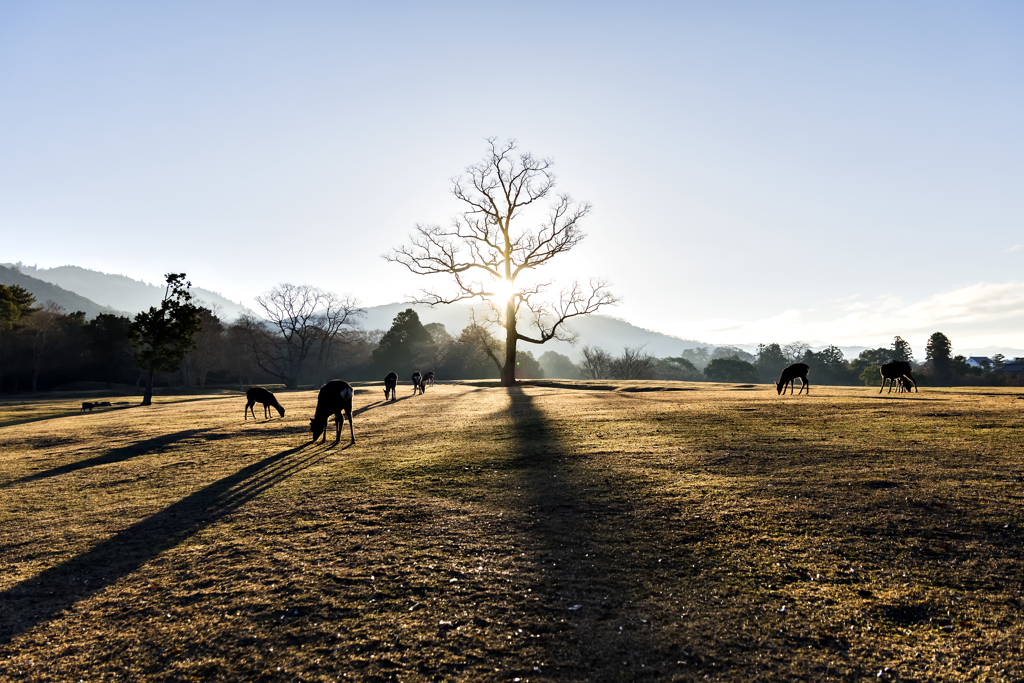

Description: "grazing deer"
776 363 810 395
411 371 424 395
245 387 286 420
310 379 355 444
880 361 917 393
423 371 435 388
383 371 398 401
81 402 95 412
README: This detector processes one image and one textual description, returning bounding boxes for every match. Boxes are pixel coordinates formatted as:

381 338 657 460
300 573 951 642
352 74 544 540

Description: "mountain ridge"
0 265 119 318
5 263 252 320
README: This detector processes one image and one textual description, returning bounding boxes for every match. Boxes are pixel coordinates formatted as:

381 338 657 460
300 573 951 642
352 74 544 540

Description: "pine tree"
891 335 913 362
128 274 202 405
925 332 953 385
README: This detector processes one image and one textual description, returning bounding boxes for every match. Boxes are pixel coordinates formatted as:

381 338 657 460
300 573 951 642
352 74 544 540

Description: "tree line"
0 278 548 394
539 334 1023 387
4 275 1017 394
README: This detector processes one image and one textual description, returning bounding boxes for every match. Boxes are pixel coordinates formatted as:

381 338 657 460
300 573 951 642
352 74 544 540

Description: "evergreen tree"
0 284 36 392
128 274 202 405
755 343 789 383
925 331 953 385
891 335 913 362
372 309 433 375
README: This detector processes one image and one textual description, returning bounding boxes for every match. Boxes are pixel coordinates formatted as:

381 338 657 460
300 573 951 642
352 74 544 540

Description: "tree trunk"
501 300 518 387
142 367 155 405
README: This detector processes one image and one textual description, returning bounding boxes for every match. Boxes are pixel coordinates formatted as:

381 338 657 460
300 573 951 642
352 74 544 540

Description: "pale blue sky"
2 1 1022 351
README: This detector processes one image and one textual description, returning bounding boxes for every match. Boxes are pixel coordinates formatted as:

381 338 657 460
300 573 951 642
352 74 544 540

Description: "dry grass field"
1 380 1022 681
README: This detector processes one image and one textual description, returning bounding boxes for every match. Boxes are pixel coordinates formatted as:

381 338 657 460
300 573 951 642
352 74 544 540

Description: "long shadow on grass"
505 387 696 679
1 429 214 488
0 442 331 645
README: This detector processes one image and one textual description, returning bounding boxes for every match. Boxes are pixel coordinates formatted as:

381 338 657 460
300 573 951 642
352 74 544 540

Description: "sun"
487 277 516 304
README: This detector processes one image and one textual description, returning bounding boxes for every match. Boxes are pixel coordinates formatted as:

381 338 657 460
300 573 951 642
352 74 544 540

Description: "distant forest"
1 282 1021 394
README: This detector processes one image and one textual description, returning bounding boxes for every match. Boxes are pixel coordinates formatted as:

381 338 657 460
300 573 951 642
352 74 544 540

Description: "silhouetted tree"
387 138 616 386
180 307 224 390
84 314 135 384
857 347 892 366
704 358 758 383
225 322 262 388
239 283 363 389
755 343 789 383
373 309 433 375
926 332 953 385
859 365 883 386
804 345 848 385
128 274 202 405
891 335 913 362
0 284 36 392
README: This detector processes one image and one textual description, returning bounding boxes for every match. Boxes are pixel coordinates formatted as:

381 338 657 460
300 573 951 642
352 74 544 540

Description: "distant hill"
362 302 707 360
0 265 118 318
6 264 252 320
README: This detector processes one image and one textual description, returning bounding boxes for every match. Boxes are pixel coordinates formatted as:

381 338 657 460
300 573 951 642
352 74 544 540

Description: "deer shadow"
0 442 328 645
1 429 214 489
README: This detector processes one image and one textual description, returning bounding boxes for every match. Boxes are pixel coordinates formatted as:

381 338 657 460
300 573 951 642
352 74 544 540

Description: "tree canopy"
0 284 36 330
891 335 913 362
128 274 202 405
373 309 433 375
926 331 953 384
704 358 759 383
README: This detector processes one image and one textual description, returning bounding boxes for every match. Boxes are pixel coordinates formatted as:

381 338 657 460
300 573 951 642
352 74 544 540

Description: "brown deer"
411 371 424 395
383 371 398 401
423 371 435 387
776 363 810 395
880 361 916 393
245 387 285 420
310 379 355 444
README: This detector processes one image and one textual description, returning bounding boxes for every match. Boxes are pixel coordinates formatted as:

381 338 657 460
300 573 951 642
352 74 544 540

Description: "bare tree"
239 284 364 389
579 345 613 380
610 345 656 380
387 139 617 386
783 341 810 363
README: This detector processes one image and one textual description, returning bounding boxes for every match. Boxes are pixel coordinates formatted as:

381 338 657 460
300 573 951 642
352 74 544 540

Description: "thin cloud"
1005 244 1024 253
681 282 1024 348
